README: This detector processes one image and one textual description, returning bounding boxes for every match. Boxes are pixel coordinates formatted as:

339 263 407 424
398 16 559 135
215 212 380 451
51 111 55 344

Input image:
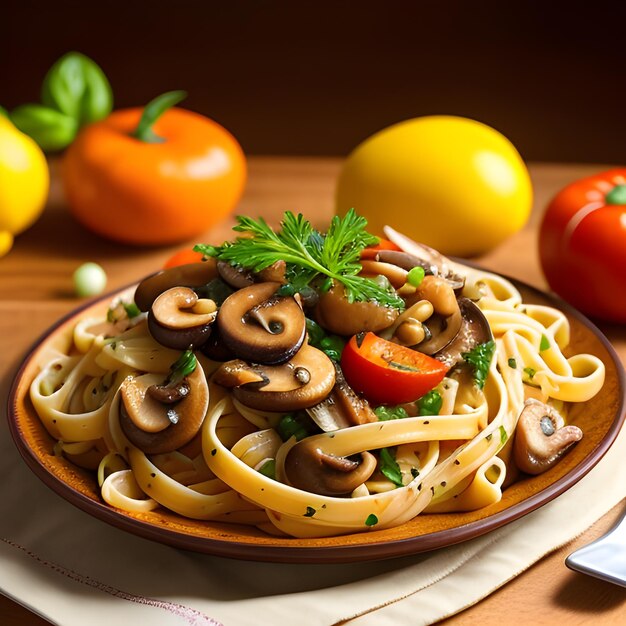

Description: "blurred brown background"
2 0 625 163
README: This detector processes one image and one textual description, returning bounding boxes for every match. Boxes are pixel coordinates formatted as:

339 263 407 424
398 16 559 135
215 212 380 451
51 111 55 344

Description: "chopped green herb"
123 302 141 318
523 366 536 380
194 210 405 309
508 358 517 369
417 390 442 416
499 425 508 445
167 349 197 385
379 448 403 487
258 459 276 480
407 266 425 287
365 513 378 527
374 405 409 421
462 340 496 389
304 506 316 517
277 414 309 442
540 334 550 351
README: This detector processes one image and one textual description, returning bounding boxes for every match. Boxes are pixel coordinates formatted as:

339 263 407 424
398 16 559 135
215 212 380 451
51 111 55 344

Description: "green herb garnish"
508 357 517 369
365 513 379 527
167 349 197 385
540 334 550 351
379 448 403 487
417 390 442 416
499 425 508 445
277 414 309 442
258 459 276 480
194 210 405 309
374 405 409 421
462 340 496 389
305 318 345 361
523 366 536 380
123 302 141 318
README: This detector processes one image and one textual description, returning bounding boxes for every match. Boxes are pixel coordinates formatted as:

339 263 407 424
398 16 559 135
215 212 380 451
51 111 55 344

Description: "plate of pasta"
8 211 625 563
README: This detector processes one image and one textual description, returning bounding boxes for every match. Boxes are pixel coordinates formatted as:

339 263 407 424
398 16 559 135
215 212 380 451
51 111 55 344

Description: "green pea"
407 266 425 287
73 262 107 297
10 104 78 151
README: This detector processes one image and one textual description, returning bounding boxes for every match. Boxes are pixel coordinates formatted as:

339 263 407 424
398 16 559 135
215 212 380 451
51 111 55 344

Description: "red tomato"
360 238 402 259
163 248 204 269
539 169 626 323
340 332 448 405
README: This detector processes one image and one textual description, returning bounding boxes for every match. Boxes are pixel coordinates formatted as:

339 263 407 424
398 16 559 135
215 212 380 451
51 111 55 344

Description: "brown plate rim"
7 274 626 564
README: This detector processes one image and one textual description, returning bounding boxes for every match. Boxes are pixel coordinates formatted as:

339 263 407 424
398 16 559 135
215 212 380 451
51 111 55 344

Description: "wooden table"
1 158 625 624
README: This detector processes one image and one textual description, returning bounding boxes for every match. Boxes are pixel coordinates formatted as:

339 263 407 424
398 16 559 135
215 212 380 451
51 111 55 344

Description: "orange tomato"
163 248 204 269
63 107 246 245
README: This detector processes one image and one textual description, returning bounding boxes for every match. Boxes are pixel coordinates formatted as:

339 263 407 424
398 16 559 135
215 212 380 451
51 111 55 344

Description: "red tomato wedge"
163 248 204 269
341 332 448 405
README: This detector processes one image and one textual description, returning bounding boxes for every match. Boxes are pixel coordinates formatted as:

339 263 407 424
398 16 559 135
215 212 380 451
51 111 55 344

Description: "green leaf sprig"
379 448 404 487
462 340 496 390
9 52 112 151
195 210 405 310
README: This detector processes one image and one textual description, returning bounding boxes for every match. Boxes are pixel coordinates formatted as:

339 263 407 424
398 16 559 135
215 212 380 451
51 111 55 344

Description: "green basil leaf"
379 447 403 487
42 52 112 125
9 104 78 151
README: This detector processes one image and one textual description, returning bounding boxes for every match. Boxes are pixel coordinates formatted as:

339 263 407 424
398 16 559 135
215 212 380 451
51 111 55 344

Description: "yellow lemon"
0 116 49 247
336 116 533 257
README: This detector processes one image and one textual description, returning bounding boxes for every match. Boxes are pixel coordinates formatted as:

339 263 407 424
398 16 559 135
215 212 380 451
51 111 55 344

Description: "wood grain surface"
1 157 625 623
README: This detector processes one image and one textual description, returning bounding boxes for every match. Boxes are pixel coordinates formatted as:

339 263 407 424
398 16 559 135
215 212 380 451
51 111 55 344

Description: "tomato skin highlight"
340 332 448 405
539 168 626 323
163 248 204 269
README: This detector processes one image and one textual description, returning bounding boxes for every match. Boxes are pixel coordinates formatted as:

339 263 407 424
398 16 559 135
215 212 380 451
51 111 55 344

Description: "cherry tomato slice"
340 332 448 405
163 248 204 269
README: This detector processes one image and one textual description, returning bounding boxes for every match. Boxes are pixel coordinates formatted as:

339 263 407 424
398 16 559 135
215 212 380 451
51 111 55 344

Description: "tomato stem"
605 184 626 206
132 90 187 143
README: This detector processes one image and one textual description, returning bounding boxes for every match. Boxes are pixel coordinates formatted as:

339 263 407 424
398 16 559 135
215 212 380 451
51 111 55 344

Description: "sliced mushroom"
359 260 408 288
307 364 378 432
216 260 255 289
418 308 463 355
213 344 335 411
119 365 209 454
148 287 216 350
514 399 583 475
134 260 218 312
284 439 377 496
217 282 306 364
315 282 399 336
257 260 287 284
433 298 493 368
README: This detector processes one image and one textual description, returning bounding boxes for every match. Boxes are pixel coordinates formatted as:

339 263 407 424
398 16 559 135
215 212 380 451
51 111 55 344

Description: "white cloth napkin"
2 401 625 626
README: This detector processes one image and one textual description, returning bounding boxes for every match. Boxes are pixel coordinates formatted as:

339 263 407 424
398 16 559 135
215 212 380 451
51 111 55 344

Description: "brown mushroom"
284 439 377 496
433 298 493 368
216 260 255 289
514 399 583 475
148 287 217 350
119 365 209 454
134 260 218 312
379 229 466 290
307 364 378 431
217 281 306 364
214 344 336 411
314 282 399 336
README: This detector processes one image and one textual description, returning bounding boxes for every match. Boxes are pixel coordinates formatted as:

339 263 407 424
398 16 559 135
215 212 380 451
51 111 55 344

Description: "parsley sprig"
462 340 496 390
194 210 405 310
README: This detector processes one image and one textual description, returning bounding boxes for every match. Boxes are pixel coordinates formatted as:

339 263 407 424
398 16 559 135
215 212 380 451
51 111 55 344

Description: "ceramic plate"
7 278 625 563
